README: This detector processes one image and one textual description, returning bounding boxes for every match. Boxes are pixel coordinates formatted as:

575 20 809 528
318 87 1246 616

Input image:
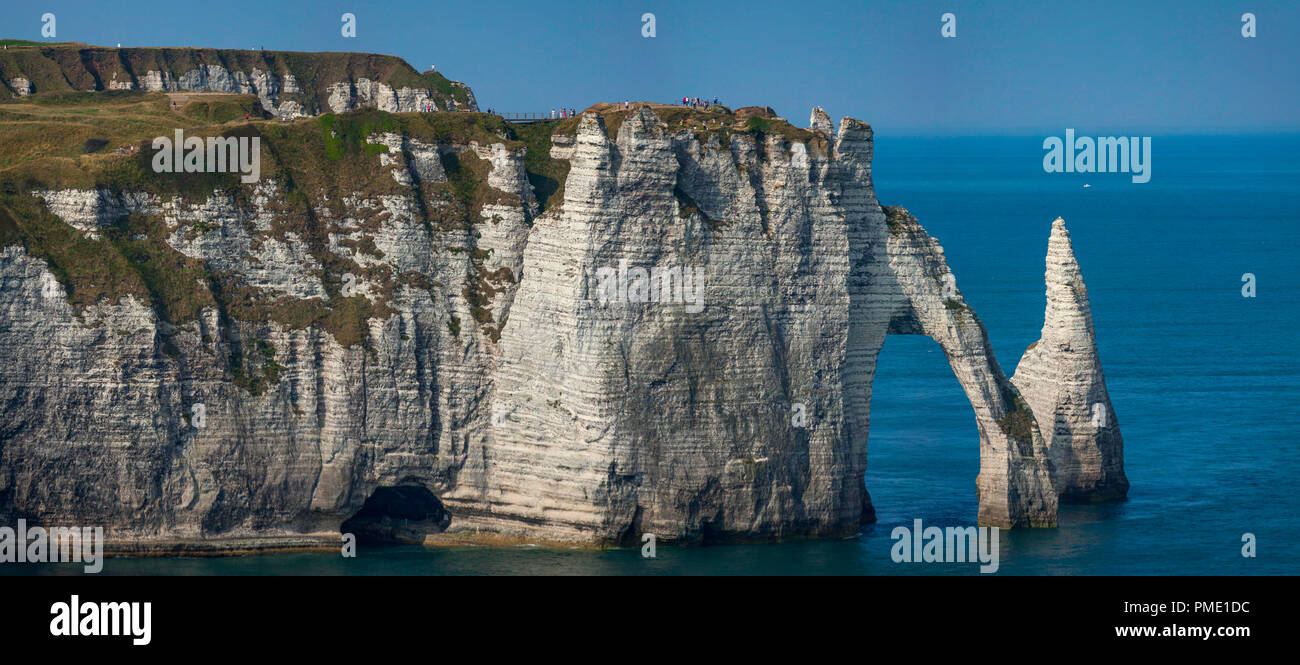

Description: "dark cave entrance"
340 485 452 545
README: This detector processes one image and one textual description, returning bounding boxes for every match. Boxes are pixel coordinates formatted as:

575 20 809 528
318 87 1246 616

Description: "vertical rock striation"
0 103 1099 548
1012 218 1129 501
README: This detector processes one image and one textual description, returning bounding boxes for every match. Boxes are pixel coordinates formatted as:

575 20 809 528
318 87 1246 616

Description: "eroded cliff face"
0 45 477 115
0 103 1086 548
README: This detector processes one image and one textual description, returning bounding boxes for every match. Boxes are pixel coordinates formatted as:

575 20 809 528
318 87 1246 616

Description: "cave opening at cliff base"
340 485 451 545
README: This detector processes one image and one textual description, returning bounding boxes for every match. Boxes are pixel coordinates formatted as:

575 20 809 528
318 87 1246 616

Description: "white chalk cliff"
1012 218 1129 501
0 104 1128 549
0 46 477 115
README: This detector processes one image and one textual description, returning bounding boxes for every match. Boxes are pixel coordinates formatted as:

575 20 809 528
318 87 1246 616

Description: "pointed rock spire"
1012 218 1129 501
809 107 834 136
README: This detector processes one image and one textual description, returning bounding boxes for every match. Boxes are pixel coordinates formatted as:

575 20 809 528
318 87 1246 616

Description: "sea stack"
1012 218 1129 501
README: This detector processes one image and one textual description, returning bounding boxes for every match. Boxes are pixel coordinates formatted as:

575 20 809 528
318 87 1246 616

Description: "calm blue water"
18 135 1300 575
864 133 1300 575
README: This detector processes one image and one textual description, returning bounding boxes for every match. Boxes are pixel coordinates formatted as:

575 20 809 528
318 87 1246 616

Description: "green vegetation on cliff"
0 43 473 111
0 88 835 373
0 89 525 359
511 120 573 213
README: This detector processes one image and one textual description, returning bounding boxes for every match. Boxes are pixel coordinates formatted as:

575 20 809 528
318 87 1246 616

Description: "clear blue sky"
8 0 1298 133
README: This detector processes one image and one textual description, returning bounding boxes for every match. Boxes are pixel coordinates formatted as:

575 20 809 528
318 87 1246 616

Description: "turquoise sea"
14 134 1300 575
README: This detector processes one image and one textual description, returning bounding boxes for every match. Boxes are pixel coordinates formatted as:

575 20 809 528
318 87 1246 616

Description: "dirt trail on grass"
164 92 246 106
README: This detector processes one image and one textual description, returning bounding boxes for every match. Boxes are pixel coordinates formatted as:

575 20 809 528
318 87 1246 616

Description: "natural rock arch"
842 202 1058 528
0 102 1132 550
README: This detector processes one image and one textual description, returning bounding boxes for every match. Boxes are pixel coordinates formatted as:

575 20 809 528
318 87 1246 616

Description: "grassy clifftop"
0 89 508 192
0 90 830 362
0 42 474 111
0 89 514 361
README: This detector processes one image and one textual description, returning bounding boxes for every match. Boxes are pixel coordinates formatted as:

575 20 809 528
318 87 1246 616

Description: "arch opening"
864 334 981 525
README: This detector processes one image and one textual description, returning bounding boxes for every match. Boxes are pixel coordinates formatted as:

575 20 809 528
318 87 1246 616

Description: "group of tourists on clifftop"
681 96 719 110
